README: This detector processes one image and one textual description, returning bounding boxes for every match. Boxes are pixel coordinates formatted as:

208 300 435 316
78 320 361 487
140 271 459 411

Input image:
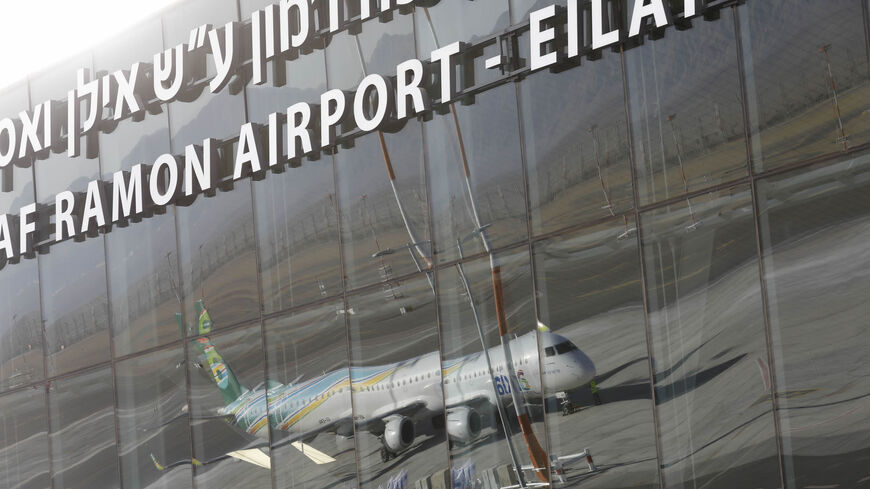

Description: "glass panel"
533 217 659 488
0 387 50 489
426 84 527 263
0 257 42 391
252 151 341 312
31 53 100 208
246 43 342 312
641 186 780 488
436 248 549 487
95 20 181 357
415 0 510 51
739 0 870 171
0 82 43 390
49 367 120 489
187 321 270 489
415 0 512 90
519 50 633 237
328 19 431 289
105 211 183 357
116 346 192 489
626 10 748 205
174 184 259 330
510 0 563 24
264 301 358 489
164 0 260 329
346 273 448 489
325 16 415 91
0 81 31 216
39 237 111 376
31 56 110 377
756 154 870 489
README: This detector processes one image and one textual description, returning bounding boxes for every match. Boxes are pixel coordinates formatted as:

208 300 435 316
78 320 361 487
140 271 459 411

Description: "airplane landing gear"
378 435 397 463
380 446 394 463
556 391 576 416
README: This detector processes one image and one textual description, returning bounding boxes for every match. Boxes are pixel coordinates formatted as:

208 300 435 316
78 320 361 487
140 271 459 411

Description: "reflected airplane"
184 300 596 465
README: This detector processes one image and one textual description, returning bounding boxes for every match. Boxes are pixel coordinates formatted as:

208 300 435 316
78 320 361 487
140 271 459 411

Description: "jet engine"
446 407 482 444
383 415 415 452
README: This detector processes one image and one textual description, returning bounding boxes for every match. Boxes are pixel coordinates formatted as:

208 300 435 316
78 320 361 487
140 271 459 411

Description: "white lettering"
0 118 17 167
530 5 558 71
234 122 263 179
184 139 218 196
629 0 672 37
0 214 14 260
55 191 76 241
320 89 347 148
396 59 428 119
209 22 240 93
19 203 36 255
592 0 620 49
329 0 341 32
81 180 107 234
280 0 310 52
154 45 185 101
568 0 579 58
288 103 313 158
112 165 145 222
430 42 462 103
354 74 393 132
150 154 180 206
113 64 144 120
18 104 43 158
268 112 284 166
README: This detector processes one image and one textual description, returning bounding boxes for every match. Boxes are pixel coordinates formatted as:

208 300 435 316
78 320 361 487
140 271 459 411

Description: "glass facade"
0 1 869 489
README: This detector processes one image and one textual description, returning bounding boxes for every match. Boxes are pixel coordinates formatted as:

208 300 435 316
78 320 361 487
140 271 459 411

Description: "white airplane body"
199 326 596 460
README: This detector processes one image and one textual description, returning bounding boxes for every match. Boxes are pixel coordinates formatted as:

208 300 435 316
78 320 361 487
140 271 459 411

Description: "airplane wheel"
562 404 572 416
380 447 391 463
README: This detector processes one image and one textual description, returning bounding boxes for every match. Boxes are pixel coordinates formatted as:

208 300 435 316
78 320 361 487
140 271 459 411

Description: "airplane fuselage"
218 331 596 443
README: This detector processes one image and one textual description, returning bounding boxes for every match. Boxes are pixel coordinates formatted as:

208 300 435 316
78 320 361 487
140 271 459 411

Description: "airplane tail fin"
195 299 214 335
191 300 247 405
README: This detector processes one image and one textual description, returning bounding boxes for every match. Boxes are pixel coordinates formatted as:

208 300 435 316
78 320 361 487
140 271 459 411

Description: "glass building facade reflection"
0 1 869 489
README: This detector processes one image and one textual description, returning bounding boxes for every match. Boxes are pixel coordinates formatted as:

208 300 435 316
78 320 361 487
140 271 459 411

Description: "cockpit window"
544 346 555 357
554 341 578 355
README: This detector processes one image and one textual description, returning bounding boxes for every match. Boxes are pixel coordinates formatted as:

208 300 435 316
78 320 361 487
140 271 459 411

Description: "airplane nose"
573 351 596 385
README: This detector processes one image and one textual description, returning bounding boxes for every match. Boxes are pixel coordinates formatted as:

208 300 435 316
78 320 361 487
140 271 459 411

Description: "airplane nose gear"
556 391 577 415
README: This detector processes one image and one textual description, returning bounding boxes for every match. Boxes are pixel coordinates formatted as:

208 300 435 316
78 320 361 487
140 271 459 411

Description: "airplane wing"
290 442 336 464
150 444 271 471
145 407 232 432
445 393 493 410
151 438 335 472
226 448 271 469
357 400 428 431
